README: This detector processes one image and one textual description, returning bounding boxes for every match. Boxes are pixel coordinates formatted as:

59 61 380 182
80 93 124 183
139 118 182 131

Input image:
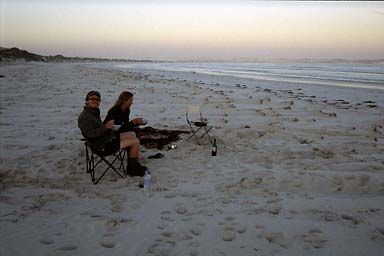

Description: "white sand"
0 62 384 256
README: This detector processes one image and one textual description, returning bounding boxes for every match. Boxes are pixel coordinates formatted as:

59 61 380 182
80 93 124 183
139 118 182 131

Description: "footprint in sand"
108 194 126 211
189 223 205 236
168 180 179 188
218 197 233 205
148 240 176 255
160 210 175 222
308 209 340 222
264 232 291 249
233 224 247 234
119 218 138 226
105 219 119 231
181 216 193 222
180 232 194 241
175 206 189 215
301 229 327 249
157 222 167 230
39 237 55 245
57 244 78 251
111 203 123 213
188 241 200 249
224 216 236 222
222 230 236 241
161 231 177 239
190 226 204 236
340 214 365 227
100 235 117 248
266 203 282 215
190 250 199 256
370 228 384 243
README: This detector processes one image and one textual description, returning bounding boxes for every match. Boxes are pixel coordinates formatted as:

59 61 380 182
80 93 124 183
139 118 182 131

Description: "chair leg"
118 149 127 176
200 126 213 142
90 151 96 184
94 155 125 184
187 126 212 145
85 145 90 173
187 125 203 145
84 144 130 184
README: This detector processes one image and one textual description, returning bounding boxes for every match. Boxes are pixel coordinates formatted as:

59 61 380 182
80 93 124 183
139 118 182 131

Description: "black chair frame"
186 111 213 145
84 142 127 184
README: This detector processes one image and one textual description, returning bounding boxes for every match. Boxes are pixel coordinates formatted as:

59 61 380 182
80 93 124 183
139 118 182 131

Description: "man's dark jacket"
78 106 114 150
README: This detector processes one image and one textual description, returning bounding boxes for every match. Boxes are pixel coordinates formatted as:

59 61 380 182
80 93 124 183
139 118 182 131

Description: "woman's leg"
120 131 136 140
120 132 139 158
120 132 147 176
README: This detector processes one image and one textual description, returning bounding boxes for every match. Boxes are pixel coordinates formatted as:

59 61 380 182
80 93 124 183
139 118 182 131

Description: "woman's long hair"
110 91 133 111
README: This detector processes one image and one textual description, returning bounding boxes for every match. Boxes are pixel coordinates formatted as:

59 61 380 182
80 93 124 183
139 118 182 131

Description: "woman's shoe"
127 157 147 177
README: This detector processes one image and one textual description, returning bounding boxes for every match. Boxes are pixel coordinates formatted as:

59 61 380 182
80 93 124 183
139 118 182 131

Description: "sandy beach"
1 61 384 256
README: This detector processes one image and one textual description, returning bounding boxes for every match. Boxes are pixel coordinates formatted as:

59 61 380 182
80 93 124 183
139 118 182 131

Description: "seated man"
78 91 147 177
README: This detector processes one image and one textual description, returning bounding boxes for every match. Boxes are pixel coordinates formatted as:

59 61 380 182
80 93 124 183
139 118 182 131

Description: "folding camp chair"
186 105 213 145
84 140 127 184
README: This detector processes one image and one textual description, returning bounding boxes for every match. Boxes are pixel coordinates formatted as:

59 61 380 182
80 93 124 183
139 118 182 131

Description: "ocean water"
118 62 384 90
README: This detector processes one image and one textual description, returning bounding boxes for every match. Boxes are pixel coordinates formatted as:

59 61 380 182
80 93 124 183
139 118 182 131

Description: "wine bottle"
212 139 217 156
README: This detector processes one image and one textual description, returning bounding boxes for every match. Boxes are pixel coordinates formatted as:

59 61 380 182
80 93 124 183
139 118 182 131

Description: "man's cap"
86 91 101 100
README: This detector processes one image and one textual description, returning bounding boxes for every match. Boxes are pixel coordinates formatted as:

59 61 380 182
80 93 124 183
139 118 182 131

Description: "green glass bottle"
212 139 217 156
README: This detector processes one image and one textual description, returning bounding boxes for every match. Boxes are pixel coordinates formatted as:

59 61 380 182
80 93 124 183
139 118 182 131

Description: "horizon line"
2 46 384 63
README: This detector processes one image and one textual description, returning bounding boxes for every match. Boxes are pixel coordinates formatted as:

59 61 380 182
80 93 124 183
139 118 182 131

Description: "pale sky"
1 0 384 60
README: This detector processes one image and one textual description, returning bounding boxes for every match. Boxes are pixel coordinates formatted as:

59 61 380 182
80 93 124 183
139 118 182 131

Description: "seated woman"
78 91 147 177
103 91 147 177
